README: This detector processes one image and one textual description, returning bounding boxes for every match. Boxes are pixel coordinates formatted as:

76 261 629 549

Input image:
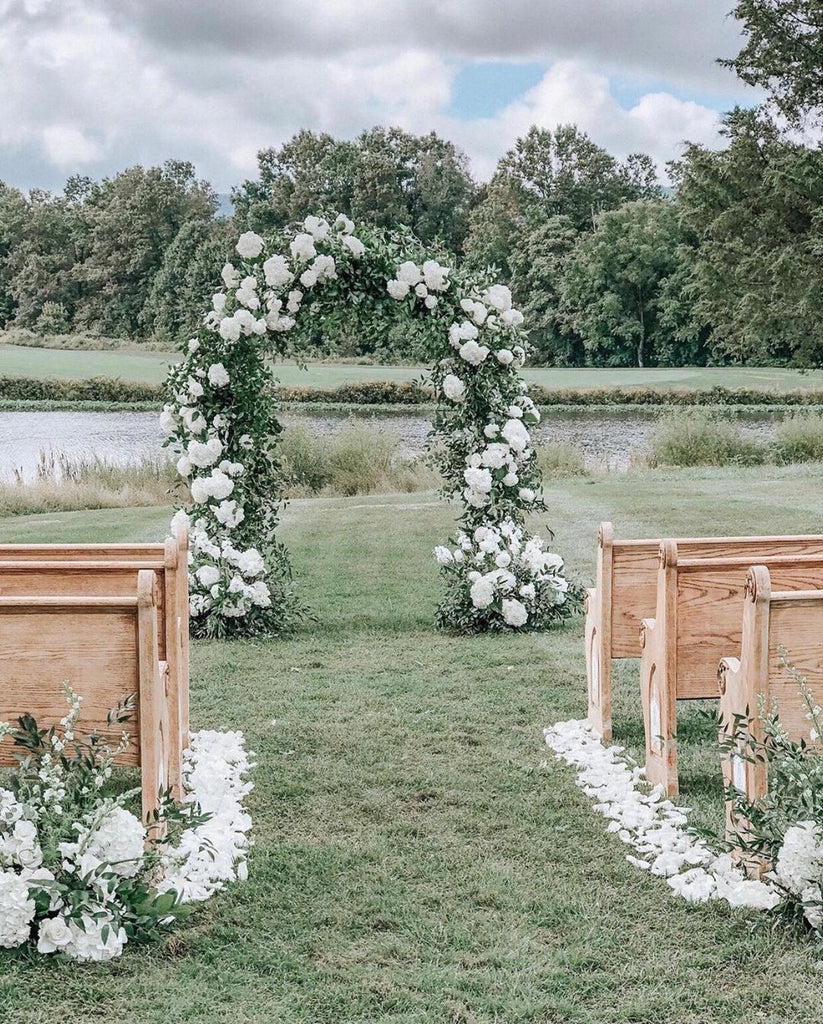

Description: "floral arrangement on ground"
161 214 573 637
544 700 822 937
0 685 253 961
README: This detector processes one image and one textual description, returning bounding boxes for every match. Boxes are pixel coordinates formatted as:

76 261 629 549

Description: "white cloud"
0 0 745 192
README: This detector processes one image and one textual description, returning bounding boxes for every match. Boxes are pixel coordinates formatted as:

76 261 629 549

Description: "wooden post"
586 522 614 739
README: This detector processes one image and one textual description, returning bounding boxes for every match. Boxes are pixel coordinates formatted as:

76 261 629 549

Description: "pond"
0 406 791 481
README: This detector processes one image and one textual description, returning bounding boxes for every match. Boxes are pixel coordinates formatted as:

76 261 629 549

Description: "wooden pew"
0 570 171 825
718 565 823 840
584 522 823 740
0 531 189 796
639 541 823 796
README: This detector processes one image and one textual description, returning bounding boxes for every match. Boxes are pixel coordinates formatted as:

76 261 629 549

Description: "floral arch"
160 215 570 637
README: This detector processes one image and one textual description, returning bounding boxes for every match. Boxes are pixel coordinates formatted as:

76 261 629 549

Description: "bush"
773 413 823 464
648 411 767 468
0 375 162 404
535 442 586 477
34 303 71 335
278 380 430 405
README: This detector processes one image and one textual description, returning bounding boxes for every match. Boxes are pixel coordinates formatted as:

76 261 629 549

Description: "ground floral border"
543 719 822 934
161 214 570 637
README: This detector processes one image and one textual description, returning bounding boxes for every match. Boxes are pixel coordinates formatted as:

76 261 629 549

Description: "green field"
1 466 823 1023
3 343 823 393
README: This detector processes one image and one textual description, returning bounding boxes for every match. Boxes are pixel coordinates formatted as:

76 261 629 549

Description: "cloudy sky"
1 0 757 193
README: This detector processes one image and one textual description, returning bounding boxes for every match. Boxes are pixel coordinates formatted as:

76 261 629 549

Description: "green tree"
465 125 661 280
72 161 216 337
672 107 823 365
0 182 28 327
723 0 823 125
560 200 690 367
142 217 236 345
234 127 476 252
508 215 584 365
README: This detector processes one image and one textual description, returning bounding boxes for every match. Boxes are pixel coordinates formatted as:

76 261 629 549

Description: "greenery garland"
161 215 570 637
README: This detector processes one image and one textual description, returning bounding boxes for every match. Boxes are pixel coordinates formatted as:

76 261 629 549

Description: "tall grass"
0 451 181 517
648 411 766 468
773 412 823 464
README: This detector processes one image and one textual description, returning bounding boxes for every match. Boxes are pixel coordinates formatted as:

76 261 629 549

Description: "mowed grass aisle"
1 467 823 1023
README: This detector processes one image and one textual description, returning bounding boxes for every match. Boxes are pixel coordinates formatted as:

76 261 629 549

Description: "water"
0 406 790 481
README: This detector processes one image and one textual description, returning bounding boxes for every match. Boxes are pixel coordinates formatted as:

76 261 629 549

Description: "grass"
5 341 823 393
1 466 823 1021
648 411 767 468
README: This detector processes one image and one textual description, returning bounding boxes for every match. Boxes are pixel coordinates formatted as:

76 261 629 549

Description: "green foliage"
233 126 476 253
723 0 823 126
671 108 823 366
773 412 823 463
34 301 71 335
560 200 697 367
0 374 161 403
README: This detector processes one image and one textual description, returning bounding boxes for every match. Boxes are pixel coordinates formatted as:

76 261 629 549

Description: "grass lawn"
4 343 823 393
1 466 823 1022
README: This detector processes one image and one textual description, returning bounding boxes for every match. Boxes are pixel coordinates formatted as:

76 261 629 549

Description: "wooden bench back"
599 523 823 659
0 571 170 819
658 543 823 699
718 566 823 838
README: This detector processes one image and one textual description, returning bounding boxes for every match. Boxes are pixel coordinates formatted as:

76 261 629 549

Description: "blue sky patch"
448 61 547 119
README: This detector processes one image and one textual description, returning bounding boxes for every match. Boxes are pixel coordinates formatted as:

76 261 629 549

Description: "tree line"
0 0 820 367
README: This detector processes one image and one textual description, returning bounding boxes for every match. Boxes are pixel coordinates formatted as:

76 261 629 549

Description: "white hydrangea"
448 321 479 348
82 807 146 879
501 598 528 627
0 871 35 948
422 259 450 292
463 467 493 494
236 232 264 259
470 576 495 609
290 233 317 262
187 437 223 469
501 418 530 453
482 284 513 311
214 500 244 529
263 254 293 288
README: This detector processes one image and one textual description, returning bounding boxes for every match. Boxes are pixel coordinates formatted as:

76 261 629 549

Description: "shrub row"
0 375 162 403
3 374 823 410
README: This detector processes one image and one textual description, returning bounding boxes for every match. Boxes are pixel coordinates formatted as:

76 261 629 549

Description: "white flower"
519 582 536 600
773 822 823 897
188 437 223 469
334 214 355 234
483 284 513 311
208 363 230 388
422 259 450 292
212 292 227 315
219 316 242 343
214 500 244 529
481 443 509 470
463 467 493 494
0 871 35 948
434 546 453 566
501 598 528 627
177 455 192 478
442 374 466 402
303 215 330 239
312 254 337 279
396 261 422 286
502 472 519 487
300 268 318 288
501 308 525 327
483 424 500 439
84 807 145 878
501 419 530 453
414 282 428 298
263 254 293 288
236 232 264 259
470 577 495 609
424 295 438 309
458 340 490 366
196 564 221 588
159 405 178 435
387 279 410 300
235 276 260 310
220 263 240 289
290 233 317 262
64 913 127 962
236 548 265 577
187 378 204 399
342 234 365 257
519 487 536 503
37 915 73 955
496 349 514 365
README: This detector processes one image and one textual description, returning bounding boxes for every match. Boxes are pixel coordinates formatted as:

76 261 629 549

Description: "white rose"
188 338 199 353
303 215 330 239
207 363 230 388
414 282 428 298
300 268 318 288
263 254 293 288
481 443 509 469
221 263 240 289
442 374 466 402
422 259 450 292
470 577 495 610
502 472 519 487
159 406 178 435
424 295 437 309
501 598 528 627
483 284 513 312
236 232 264 259
459 340 490 366
176 456 192 477
501 419 530 453
396 261 422 286
343 235 365 257
290 233 317 262
219 316 241 343
37 915 73 955
196 564 221 588
387 279 410 300
483 424 500 439
463 467 492 494
434 546 453 566
496 349 514 365
335 214 355 234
